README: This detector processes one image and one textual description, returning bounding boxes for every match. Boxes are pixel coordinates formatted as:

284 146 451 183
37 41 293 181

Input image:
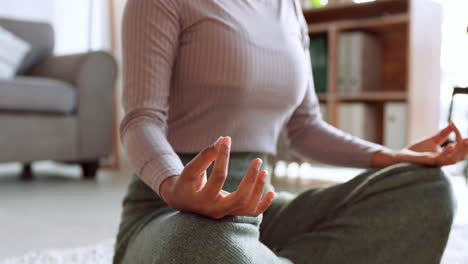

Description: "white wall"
1 0 111 55
52 1 91 55
53 0 111 55
0 0 54 22
436 0 468 135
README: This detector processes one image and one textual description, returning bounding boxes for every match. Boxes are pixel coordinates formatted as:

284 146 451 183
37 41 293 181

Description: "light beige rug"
0 240 114 264
1 228 467 264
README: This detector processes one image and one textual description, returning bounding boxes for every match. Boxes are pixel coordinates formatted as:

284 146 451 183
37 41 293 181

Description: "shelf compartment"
303 0 408 25
316 93 328 102
334 91 407 102
308 14 408 35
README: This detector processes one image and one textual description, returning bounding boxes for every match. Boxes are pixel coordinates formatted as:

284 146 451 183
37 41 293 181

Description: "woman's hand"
159 137 275 219
372 122 468 168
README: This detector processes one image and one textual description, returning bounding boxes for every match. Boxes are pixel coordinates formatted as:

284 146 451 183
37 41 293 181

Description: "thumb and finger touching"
432 122 455 146
445 123 468 161
425 122 468 165
174 136 275 218
183 137 224 182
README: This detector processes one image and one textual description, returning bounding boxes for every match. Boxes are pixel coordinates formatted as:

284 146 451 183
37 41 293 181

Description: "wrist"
159 175 179 203
371 148 398 168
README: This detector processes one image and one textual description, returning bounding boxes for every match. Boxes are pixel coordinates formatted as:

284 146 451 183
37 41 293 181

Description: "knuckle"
237 198 249 208
246 171 257 183
231 193 247 206
248 176 256 184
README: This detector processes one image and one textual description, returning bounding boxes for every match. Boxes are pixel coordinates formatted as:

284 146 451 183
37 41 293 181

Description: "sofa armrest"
29 51 118 160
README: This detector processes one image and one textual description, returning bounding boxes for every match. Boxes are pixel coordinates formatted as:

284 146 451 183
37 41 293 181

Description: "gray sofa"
0 18 117 179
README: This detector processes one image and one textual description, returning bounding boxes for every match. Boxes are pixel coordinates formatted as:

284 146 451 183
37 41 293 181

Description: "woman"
114 0 468 263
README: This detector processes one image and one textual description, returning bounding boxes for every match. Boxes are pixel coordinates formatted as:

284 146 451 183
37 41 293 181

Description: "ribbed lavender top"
120 0 383 196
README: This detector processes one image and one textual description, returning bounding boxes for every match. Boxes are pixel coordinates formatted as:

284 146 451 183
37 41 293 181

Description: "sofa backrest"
0 18 54 75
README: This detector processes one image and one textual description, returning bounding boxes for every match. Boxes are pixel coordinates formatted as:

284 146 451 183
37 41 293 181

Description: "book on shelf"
337 31 382 93
338 103 379 143
319 103 328 121
384 103 408 149
309 35 328 94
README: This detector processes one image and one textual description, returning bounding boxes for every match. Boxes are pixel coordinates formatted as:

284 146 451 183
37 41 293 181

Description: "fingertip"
214 136 223 145
214 136 223 151
223 136 232 146
250 159 261 170
266 191 275 200
256 158 263 163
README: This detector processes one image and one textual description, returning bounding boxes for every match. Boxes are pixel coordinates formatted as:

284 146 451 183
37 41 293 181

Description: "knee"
156 213 262 264
376 164 456 224
406 166 456 228
422 167 455 211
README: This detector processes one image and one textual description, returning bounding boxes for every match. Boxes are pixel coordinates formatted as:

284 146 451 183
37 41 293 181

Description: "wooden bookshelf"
308 14 408 36
303 0 408 23
335 91 407 102
305 0 442 146
317 91 407 102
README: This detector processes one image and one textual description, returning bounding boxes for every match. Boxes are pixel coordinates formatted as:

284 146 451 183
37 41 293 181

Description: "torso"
167 0 311 153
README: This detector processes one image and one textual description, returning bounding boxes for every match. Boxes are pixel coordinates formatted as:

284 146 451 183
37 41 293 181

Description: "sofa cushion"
0 77 76 114
0 18 54 75
0 26 31 78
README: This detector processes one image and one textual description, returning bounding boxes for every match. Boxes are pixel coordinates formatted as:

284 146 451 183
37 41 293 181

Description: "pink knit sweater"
120 0 383 196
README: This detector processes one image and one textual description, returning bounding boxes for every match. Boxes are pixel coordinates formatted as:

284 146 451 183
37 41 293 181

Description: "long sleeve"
120 0 184 197
285 11 385 168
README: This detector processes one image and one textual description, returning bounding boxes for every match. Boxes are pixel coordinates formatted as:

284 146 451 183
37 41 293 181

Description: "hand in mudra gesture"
373 122 468 168
402 122 468 166
160 137 275 219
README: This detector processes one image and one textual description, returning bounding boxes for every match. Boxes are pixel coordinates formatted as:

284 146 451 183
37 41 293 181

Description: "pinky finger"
253 191 275 216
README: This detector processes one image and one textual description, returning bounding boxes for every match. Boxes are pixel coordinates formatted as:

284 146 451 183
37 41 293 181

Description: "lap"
122 210 292 264
261 163 454 264
119 163 454 264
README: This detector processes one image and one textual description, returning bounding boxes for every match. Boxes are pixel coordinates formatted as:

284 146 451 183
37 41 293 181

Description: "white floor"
0 161 467 261
0 162 133 259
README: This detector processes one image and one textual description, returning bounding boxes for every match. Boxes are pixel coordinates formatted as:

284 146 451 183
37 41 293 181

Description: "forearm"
288 118 385 168
370 147 449 168
121 111 184 197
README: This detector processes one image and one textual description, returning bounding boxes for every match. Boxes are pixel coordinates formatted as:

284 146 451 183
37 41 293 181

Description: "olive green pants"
114 153 455 264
